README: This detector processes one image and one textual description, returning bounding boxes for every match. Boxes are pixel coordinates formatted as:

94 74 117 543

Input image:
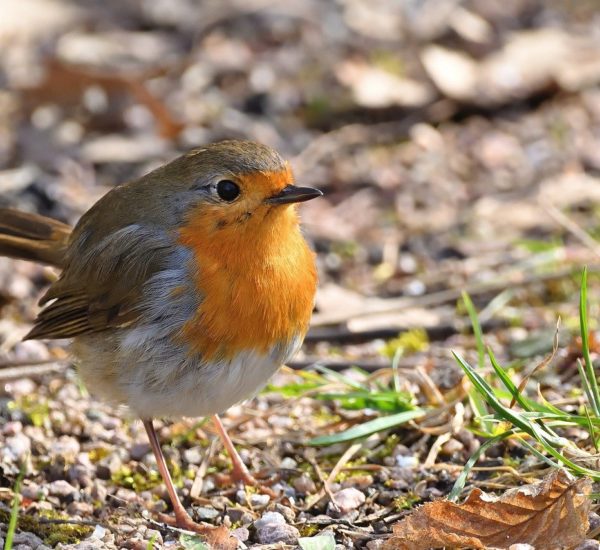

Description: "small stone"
366 540 385 550
67 501 94 516
509 545 535 550
255 522 300 545
575 541 600 550
4 433 31 460
332 488 365 514
395 455 419 468
249 493 270 507
22 482 47 501
232 527 250 542
227 508 254 525
13 532 44 547
441 438 464 455
129 442 151 461
342 474 374 490
48 479 78 498
195 506 220 520
67 464 93 488
589 512 600 531
50 436 81 459
91 481 107 503
182 446 203 465
254 511 286 529
280 457 297 469
274 503 295 523
293 474 316 494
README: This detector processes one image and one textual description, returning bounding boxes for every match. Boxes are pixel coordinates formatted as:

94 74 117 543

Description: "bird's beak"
266 185 323 205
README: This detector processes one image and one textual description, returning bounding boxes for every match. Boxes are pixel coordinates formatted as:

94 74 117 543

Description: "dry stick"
190 438 218 499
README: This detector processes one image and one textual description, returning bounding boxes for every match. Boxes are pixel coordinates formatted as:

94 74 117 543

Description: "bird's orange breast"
178 201 317 362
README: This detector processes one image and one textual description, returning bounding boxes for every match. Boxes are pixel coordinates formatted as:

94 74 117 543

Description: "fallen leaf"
383 469 591 550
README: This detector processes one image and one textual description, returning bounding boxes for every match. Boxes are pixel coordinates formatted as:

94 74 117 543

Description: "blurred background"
3 0 600 546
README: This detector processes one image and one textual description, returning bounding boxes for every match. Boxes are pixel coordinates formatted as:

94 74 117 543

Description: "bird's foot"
158 511 237 549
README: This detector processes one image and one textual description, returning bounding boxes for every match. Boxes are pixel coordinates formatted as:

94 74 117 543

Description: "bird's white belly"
71 244 303 418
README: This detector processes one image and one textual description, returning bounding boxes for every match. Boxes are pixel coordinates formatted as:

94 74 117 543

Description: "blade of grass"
313 364 368 390
453 352 564 446
5 460 26 550
454 352 600 479
487 347 532 412
308 409 425 446
584 405 599 453
448 430 515 502
462 292 492 434
580 267 600 415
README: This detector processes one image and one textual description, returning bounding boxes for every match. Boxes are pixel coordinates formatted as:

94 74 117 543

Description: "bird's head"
175 141 321 257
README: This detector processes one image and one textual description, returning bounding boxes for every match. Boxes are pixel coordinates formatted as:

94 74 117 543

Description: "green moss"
8 396 50 427
0 508 92 546
380 329 429 359
111 465 162 491
298 523 320 537
393 492 420 511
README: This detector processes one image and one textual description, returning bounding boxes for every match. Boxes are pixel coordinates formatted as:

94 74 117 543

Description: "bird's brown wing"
26 224 175 340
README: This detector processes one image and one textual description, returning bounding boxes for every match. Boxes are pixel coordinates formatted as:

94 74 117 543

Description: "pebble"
441 438 464 455
50 436 81 459
22 482 47 501
129 442 151 461
48 479 77 498
236 490 270 507
254 512 300 545
67 464 93 488
575 541 600 550
280 456 297 469
366 540 385 550
195 506 220 520
227 508 255 525
67 501 94 516
182 446 203 465
395 455 419 468
254 511 286 529
589 512 600 531
508 545 535 550
232 527 250 542
342 474 374 490
331 487 365 514
4 433 31 460
12 532 44 547
293 474 317 494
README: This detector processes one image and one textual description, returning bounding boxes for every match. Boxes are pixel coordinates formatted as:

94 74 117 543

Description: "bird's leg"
142 418 210 533
211 414 276 497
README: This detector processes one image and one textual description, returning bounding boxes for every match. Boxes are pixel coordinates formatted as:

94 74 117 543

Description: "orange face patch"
178 168 318 362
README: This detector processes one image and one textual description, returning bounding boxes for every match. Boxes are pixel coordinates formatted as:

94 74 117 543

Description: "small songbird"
0 140 321 540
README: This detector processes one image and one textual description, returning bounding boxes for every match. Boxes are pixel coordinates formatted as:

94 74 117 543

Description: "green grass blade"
487 347 531 411
308 409 426 446
5 461 26 550
453 352 563 446
313 364 368 390
580 267 600 415
448 430 515 502
462 292 492 434
462 292 485 369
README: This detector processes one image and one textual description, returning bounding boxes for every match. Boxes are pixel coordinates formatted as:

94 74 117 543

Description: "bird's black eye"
216 180 240 202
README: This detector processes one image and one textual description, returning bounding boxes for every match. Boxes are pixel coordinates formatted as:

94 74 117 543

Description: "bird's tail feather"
0 208 71 268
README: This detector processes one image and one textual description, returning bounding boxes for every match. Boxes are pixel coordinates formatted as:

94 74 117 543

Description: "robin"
0 140 321 540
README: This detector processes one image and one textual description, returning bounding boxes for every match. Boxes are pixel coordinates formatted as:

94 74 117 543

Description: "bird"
0 140 321 541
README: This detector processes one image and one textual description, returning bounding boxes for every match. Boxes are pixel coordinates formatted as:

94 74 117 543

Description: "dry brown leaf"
383 469 591 550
